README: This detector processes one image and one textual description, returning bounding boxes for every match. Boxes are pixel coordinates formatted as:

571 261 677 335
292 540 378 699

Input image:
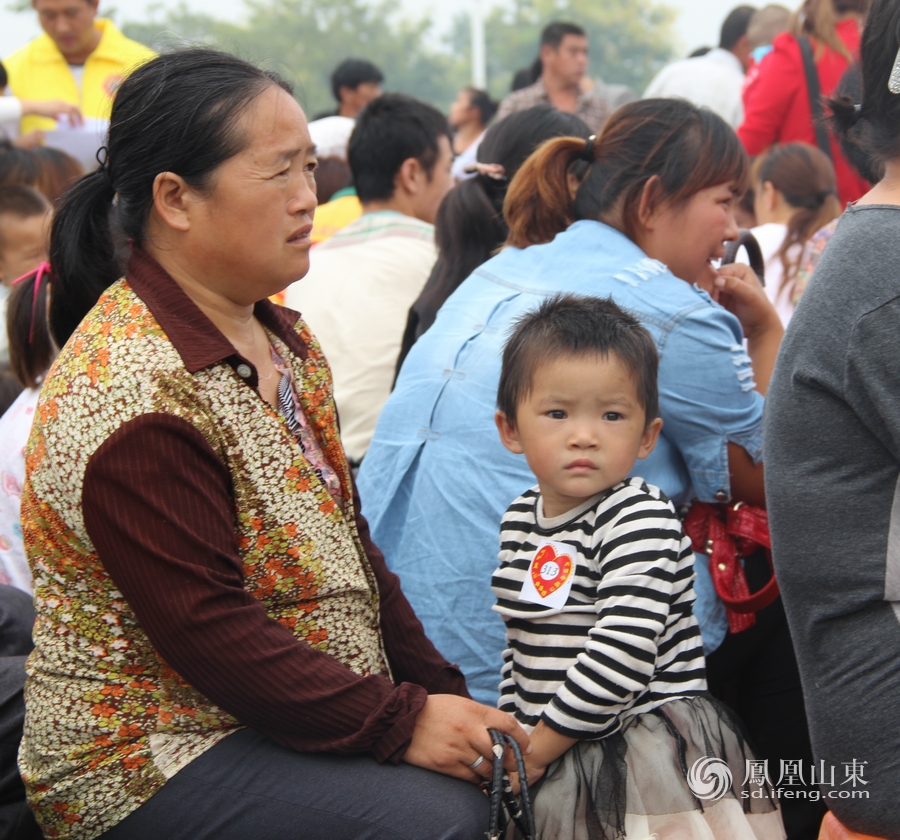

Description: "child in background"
491 295 783 840
0 184 50 364
0 186 52 591
743 143 842 326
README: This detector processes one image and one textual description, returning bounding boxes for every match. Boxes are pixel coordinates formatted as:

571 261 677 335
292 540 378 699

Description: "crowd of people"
0 0 898 838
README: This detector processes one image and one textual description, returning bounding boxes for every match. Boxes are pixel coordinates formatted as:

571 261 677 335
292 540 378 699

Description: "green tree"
449 0 676 100
122 0 469 115
121 0 675 115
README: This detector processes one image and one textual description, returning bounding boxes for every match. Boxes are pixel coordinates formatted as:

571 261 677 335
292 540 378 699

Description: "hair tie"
464 162 507 181
95 146 115 190
11 261 50 344
581 135 596 163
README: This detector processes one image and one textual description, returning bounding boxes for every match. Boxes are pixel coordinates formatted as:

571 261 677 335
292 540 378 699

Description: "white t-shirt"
736 222 799 328
0 94 23 141
68 64 85 93
643 48 745 128
0 386 40 594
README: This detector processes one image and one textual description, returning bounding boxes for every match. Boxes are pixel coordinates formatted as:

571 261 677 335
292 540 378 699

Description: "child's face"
496 352 662 518
0 212 50 288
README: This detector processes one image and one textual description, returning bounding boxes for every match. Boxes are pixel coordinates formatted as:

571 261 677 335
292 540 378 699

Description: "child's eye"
547 410 566 420
603 412 623 421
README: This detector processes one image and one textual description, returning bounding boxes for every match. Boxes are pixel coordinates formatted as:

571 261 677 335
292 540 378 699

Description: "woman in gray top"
765 0 900 835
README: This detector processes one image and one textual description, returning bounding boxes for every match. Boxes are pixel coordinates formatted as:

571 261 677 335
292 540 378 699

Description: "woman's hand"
403 694 531 784
20 99 84 126
712 263 780 342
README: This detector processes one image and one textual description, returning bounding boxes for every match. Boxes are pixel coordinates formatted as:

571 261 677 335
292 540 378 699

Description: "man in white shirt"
285 94 452 465
643 6 755 128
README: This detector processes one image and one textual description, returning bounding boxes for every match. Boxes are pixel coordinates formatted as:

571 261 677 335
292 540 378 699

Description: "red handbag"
683 501 780 633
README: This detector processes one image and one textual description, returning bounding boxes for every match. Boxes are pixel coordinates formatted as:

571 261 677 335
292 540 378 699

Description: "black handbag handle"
797 36 833 162
722 229 766 287
487 728 536 840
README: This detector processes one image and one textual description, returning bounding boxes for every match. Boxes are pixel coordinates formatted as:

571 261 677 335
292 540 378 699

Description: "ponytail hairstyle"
790 0 869 62
505 98 749 249
753 143 842 295
830 0 900 169
410 107 591 342
48 49 292 347
7 267 53 389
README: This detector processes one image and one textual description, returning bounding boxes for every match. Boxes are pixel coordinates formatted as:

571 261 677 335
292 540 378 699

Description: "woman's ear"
151 171 194 233
636 175 664 230
637 416 663 460
495 410 525 455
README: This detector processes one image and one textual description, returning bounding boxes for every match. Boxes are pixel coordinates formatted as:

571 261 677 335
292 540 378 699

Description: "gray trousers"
99 727 490 840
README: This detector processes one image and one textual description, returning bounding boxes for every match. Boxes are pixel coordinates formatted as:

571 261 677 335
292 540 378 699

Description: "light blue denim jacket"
358 220 764 704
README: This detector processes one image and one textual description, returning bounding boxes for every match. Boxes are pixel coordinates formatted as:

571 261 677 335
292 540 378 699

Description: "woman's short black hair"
48 48 291 347
497 294 659 428
348 93 449 203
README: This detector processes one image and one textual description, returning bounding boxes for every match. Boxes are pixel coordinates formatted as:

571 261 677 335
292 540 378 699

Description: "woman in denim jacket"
360 98 821 840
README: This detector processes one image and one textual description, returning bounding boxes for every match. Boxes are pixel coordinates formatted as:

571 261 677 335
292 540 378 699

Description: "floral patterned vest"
19 278 388 839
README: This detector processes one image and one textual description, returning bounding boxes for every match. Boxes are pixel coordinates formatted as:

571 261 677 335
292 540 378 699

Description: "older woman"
18 49 525 840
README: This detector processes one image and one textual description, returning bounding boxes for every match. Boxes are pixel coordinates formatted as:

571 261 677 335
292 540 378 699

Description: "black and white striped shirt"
492 477 707 738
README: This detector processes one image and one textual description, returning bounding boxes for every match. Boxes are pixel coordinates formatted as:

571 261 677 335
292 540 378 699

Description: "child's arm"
522 720 577 780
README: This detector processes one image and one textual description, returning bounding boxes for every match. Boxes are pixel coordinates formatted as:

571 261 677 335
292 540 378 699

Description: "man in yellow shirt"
4 0 155 135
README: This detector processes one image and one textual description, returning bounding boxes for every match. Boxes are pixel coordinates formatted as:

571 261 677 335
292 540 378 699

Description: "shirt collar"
126 247 309 375
526 76 597 109
32 19 115 64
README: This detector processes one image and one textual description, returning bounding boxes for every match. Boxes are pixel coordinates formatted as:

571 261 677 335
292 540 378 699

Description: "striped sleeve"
543 495 692 737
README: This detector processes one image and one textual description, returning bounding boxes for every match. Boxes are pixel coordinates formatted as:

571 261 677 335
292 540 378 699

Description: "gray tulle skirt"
521 695 784 840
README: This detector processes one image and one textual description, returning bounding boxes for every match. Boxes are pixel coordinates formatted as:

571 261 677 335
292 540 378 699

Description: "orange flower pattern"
19 279 388 839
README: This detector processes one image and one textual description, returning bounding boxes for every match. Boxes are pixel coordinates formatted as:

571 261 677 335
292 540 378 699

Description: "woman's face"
638 181 740 290
187 85 318 303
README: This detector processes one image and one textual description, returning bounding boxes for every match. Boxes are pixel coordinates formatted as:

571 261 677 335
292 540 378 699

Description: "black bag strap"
722 229 766 286
486 729 536 840
797 36 833 161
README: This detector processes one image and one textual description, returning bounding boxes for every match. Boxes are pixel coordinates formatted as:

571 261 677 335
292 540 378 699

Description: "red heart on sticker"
531 545 573 598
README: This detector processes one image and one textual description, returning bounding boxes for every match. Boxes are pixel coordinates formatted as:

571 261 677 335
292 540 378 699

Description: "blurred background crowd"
0 0 890 838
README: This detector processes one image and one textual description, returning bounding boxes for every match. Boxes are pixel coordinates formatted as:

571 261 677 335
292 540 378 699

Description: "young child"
492 295 784 840
0 184 50 364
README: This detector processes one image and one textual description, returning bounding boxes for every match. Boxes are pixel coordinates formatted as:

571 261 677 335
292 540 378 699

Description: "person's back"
285 94 452 464
397 106 591 372
643 5 754 128
737 0 870 204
